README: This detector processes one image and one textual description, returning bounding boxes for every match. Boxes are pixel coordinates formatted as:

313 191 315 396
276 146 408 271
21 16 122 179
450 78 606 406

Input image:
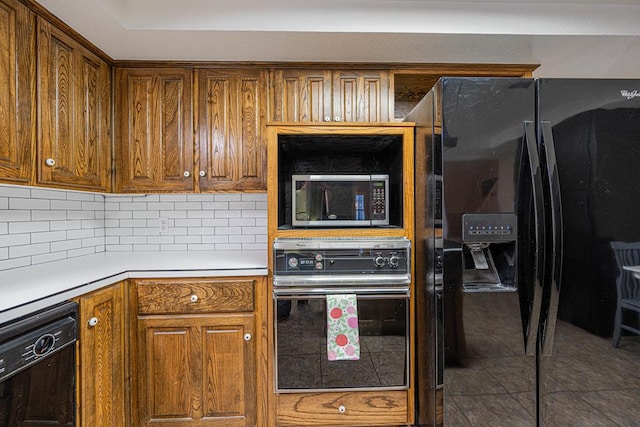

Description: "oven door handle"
273 274 411 287
273 286 410 298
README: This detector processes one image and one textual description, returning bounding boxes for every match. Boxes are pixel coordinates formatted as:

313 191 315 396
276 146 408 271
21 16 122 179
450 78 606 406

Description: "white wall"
533 35 640 77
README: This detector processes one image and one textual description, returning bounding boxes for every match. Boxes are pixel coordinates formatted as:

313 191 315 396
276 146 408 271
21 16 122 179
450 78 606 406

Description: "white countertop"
0 251 268 324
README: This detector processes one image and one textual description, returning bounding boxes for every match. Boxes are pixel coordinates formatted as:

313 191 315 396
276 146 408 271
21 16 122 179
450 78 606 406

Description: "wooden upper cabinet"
0 0 35 185
270 69 390 123
332 70 391 122
37 18 111 191
116 67 193 192
270 69 332 122
196 69 268 191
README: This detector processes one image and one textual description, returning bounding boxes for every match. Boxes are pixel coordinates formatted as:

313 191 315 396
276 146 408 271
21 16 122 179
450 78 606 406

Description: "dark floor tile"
445 366 507 395
451 393 534 426
370 351 407 387
320 352 380 388
540 391 616 427
580 388 640 427
444 395 473 426
361 334 407 353
276 353 322 389
484 364 536 394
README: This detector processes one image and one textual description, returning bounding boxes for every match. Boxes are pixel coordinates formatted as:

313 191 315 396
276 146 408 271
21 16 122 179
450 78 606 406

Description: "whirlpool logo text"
620 90 640 99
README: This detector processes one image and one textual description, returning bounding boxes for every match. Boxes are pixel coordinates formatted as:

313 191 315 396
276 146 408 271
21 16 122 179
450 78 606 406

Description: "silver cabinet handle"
334 116 341 122
324 116 331 122
199 170 206 177
190 294 198 302
45 158 55 166
244 333 252 341
338 405 346 413
88 317 99 327
183 171 191 178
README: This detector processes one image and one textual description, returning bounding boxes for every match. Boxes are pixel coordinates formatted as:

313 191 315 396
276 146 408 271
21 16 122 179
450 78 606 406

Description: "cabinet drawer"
136 278 255 314
276 390 409 425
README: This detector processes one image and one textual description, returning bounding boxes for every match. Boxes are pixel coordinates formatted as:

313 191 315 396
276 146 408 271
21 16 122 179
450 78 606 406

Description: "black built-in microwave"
292 174 389 227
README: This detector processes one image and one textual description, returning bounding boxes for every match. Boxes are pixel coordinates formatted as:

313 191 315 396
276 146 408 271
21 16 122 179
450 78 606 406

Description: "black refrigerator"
407 78 640 426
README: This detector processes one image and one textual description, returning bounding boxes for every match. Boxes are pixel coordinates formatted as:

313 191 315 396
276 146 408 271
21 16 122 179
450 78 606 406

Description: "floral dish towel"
326 294 360 361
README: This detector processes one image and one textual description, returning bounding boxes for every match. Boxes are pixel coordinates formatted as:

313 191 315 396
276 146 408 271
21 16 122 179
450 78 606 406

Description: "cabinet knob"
190 294 198 302
199 170 206 177
183 171 191 178
244 333 252 341
334 116 341 122
324 116 331 122
45 158 56 166
88 317 99 327
338 405 346 413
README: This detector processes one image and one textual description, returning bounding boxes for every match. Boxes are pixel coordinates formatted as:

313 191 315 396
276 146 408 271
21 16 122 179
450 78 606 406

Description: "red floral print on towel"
326 294 360 361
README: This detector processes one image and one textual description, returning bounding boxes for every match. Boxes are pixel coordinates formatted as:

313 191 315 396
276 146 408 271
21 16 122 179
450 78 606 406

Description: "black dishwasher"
0 301 78 426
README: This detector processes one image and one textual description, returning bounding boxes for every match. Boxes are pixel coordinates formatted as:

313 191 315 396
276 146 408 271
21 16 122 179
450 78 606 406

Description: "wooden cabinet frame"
266 122 416 426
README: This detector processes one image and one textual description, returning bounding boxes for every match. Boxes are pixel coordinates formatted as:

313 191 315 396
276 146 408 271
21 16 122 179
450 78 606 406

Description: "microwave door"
291 175 389 227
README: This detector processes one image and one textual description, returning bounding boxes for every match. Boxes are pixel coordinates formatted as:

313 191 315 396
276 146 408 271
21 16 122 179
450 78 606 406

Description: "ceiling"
35 0 640 68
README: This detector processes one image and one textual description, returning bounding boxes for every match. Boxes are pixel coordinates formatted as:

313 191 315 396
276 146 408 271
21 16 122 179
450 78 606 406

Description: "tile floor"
445 292 640 426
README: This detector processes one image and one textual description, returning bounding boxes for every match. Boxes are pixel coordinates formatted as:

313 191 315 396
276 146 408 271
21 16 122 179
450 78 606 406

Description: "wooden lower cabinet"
131 278 259 426
76 281 126 427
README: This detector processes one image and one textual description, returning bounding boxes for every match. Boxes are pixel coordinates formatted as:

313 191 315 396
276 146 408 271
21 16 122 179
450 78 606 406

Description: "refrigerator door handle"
540 121 563 356
524 121 545 357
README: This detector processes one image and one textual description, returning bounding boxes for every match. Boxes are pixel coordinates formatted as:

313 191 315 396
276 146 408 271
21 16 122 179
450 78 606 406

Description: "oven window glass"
275 294 408 392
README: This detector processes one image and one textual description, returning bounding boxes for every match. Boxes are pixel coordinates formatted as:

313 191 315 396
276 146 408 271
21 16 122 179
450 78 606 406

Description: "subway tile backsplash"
104 193 267 252
0 185 268 272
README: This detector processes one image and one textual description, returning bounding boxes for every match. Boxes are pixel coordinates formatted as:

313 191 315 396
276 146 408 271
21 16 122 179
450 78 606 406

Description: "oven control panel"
273 238 410 275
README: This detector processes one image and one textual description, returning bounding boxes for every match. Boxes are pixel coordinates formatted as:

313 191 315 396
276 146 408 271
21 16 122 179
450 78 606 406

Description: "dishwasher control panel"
0 303 77 382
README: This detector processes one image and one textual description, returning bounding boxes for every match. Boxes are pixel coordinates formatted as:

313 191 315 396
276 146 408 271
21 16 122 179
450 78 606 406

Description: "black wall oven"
273 238 411 393
0 301 78 426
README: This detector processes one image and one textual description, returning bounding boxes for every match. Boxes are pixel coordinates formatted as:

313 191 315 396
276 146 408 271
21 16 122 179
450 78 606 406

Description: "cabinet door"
0 0 34 185
136 314 256 426
332 70 391 122
38 18 111 191
77 282 125 427
116 68 193 192
270 69 332 122
196 69 267 191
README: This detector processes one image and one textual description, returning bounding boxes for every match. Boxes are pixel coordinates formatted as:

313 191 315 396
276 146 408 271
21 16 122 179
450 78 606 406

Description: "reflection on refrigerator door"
538 78 640 427
444 214 537 426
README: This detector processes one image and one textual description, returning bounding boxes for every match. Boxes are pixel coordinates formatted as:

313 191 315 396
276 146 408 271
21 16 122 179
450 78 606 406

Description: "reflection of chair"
610 241 640 347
